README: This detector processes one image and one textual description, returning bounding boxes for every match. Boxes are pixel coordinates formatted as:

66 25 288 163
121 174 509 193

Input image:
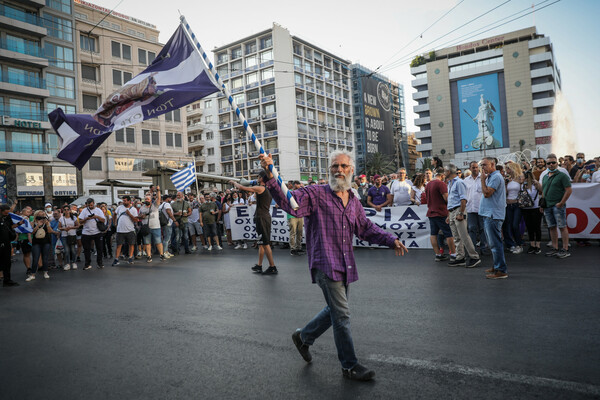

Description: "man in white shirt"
463 161 488 253
187 194 204 252
389 168 413 206
78 198 106 270
592 169 600 183
112 195 138 266
160 194 177 258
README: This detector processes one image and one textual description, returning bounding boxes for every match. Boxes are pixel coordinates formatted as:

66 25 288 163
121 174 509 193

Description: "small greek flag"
170 162 196 192
9 213 33 234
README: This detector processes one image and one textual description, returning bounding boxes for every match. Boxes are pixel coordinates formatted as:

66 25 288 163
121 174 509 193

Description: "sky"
107 0 600 157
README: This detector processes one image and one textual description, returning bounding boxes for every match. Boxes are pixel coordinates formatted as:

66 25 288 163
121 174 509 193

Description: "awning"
96 179 152 188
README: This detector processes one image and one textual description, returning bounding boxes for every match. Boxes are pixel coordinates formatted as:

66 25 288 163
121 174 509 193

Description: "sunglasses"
547 161 557 165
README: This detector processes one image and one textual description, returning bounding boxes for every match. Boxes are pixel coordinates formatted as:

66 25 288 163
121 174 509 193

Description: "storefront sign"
0 169 7 204
16 165 44 197
54 190 77 196
1 116 45 129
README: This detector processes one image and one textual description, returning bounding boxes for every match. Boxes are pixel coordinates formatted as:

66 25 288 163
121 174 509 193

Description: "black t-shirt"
569 165 580 180
32 221 51 245
255 187 272 218
0 215 15 244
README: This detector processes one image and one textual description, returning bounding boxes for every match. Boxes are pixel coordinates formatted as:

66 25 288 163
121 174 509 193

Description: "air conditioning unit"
269 95 275 99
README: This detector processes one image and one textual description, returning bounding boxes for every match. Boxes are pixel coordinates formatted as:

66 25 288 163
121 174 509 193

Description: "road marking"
368 354 600 396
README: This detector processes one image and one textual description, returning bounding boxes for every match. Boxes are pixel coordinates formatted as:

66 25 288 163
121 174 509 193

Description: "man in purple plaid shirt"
260 150 408 381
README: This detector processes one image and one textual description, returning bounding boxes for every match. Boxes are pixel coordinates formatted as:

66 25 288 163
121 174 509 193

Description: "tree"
418 157 432 172
410 55 426 68
365 153 395 176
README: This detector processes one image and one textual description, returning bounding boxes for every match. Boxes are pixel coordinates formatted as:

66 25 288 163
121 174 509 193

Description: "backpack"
35 225 46 239
517 184 535 208
159 204 168 227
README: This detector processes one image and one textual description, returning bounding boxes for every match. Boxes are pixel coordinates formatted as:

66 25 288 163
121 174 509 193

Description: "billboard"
361 77 395 158
457 73 503 152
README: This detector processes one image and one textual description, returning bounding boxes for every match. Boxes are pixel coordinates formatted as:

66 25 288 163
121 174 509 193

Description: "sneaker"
292 329 312 362
435 254 449 262
556 249 571 259
546 241 553 248
290 249 298 256
147 257 152 263
342 364 375 381
215 245 223 250
207 245 212 251
262 266 278 275
135 252 142 259
84 265 92 270
466 259 481 268
71 263 78 270
3 280 19 287
160 254 166 261
296 249 306 255
127 257 134 264
526 246 536 254
242 243 248 249
112 259 120 266
251 264 263 273
234 244 242 250
486 270 508 279
534 247 542 255
63 264 71 271
509 246 516 253
97 265 104 269
448 258 466 267
191 246 197 252
512 246 523 254
164 252 172 259
43 272 50 279
25 274 35 282
545 248 559 257
485 267 495 274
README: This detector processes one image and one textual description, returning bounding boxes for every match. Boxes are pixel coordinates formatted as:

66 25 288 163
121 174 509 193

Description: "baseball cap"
44 202 52 207
373 174 381 180
359 174 366 178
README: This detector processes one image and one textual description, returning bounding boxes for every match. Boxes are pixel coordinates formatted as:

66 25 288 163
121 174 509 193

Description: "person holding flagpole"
259 150 408 381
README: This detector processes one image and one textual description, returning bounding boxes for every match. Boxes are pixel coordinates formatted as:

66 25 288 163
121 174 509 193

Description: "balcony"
412 90 428 100
0 73 48 98
0 38 48 67
187 121 205 133
0 4 47 37
188 139 206 149
186 106 203 118
0 140 52 162
3 107 48 122
416 143 432 152
414 116 431 126
413 104 430 113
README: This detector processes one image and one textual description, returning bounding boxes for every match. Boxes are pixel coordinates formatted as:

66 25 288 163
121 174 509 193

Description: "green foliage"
419 158 433 172
365 153 396 176
428 51 436 61
410 55 426 68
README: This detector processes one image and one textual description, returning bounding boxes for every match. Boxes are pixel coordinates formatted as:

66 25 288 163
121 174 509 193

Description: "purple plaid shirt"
266 179 397 285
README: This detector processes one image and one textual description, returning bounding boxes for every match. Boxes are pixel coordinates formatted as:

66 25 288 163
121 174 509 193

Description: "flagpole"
192 156 201 195
179 16 299 210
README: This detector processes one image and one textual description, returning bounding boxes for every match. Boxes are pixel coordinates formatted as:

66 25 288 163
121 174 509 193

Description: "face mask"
144 201 151 206
583 173 591 180
46 207 52 213
136 204 141 208
577 158 584 163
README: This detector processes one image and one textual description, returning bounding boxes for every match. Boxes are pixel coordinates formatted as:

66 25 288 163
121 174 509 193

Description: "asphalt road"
1 245 599 399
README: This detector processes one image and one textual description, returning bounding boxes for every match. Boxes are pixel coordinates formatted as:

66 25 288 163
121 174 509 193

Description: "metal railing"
0 4 43 26
0 37 43 58
1 73 46 89
0 140 49 154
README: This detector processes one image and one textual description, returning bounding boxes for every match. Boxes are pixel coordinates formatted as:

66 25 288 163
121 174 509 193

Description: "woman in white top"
231 192 248 249
58 205 79 270
411 174 426 206
139 192 165 263
520 171 543 254
504 162 525 253
222 194 234 245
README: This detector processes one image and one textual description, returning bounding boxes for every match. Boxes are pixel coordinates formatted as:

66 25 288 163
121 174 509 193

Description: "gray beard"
329 173 352 192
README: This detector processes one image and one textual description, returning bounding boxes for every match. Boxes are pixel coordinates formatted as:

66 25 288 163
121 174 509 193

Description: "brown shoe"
486 271 508 279
485 268 495 274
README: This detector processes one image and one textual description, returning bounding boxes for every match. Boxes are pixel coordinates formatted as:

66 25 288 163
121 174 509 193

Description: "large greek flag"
9 213 33 234
170 162 196 192
48 24 221 170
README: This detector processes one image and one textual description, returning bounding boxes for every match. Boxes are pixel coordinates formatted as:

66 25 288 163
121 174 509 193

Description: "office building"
410 27 561 168
74 0 191 202
0 0 79 208
213 23 354 182
350 63 406 174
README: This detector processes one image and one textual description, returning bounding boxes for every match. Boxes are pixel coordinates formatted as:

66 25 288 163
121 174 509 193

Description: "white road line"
368 354 600 396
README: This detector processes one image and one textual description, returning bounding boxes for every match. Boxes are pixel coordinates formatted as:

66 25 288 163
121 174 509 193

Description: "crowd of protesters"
1 152 598 287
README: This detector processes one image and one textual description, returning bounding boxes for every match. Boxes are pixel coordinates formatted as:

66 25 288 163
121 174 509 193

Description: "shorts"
19 239 32 254
428 216 453 238
188 221 203 236
544 205 567 229
142 228 162 245
203 223 217 238
116 231 136 246
254 216 272 246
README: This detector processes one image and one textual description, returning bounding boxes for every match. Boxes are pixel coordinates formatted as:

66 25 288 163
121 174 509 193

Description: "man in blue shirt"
445 164 480 268
479 157 508 279
366 175 392 211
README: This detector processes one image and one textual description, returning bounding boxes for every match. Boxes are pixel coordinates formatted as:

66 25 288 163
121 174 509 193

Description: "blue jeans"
467 212 488 251
162 224 172 253
483 217 507 273
300 269 357 369
173 222 189 254
503 203 523 247
61 237 77 265
31 242 51 273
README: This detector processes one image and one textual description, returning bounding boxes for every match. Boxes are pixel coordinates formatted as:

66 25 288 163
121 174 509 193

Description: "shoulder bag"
539 174 557 209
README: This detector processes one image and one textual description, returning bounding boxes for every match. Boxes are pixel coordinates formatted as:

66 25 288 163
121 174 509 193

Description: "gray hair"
397 167 407 173
547 153 557 160
329 150 355 168
209 192 217 198
444 163 458 174
482 156 497 165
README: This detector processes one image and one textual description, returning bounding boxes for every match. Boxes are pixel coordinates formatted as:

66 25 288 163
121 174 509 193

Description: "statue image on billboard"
464 94 501 150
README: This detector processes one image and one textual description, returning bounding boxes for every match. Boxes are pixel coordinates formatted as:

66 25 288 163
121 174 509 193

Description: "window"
81 65 98 81
245 55 258 68
231 46 242 60
80 34 97 52
231 59 242 73
247 89 259 101
165 109 181 123
9 98 43 120
260 50 273 63
259 35 272 50
304 61 313 73
7 67 41 88
248 107 259 119
82 94 98 110
204 100 212 109
295 73 303 85
47 73 75 98
112 69 132 86
89 156 102 171
47 102 75 115
142 129 160 145
44 43 73 70
206 131 214 140
45 14 72 41
231 76 243 89
208 164 215 173
261 67 274 81
262 85 275 97
175 133 182 148
246 72 258 85
264 103 276 114
46 0 71 14
166 132 173 146
233 93 245 105
207 148 214 156
138 49 156 65
115 128 135 143
111 41 131 60
217 52 228 64
245 41 257 54
205 115 213 124
294 56 302 68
